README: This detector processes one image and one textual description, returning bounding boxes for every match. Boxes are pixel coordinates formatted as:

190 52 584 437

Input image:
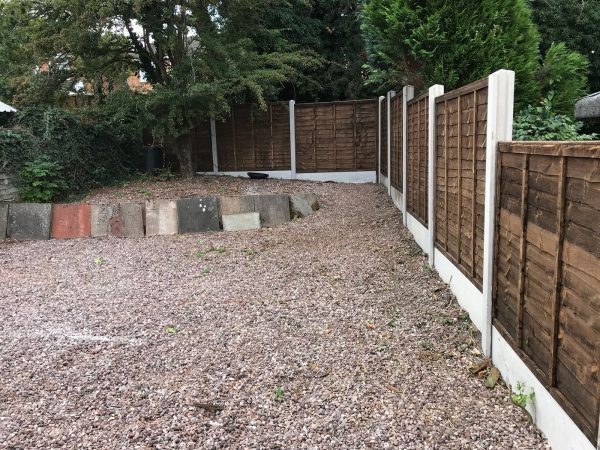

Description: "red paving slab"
51 204 92 239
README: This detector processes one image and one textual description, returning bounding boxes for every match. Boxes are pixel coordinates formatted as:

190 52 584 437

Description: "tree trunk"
175 133 195 178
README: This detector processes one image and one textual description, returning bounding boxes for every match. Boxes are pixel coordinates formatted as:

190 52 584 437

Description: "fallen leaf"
469 357 491 374
485 367 501 388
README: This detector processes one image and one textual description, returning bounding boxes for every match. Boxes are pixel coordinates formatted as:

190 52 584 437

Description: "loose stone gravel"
0 179 548 449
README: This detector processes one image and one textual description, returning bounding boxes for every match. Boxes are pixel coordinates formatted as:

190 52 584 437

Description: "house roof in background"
575 92 600 120
0 101 17 113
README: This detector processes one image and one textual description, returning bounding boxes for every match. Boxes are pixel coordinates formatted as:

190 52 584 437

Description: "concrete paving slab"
0 203 7 239
222 212 261 232
290 193 319 218
145 200 178 236
91 205 114 237
51 204 92 239
177 197 220 233
219 196 255 215
254 194 291 228
7 203 52 240
120 203 144 238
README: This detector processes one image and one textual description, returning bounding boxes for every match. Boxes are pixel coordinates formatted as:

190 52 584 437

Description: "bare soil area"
0 179 547 449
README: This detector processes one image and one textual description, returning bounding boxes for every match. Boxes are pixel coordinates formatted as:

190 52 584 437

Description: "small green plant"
138 187 151 197
155 166 174 182
19 156 67 202
166 326 177 334
274 387 285 402
94 257 106 265
201 267 211 275
511 381 535 409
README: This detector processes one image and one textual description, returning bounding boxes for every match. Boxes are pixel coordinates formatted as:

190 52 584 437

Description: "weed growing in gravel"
196 247 227 259
94 257 106 265
274 387 285 402
138 188 151 197
201 267 211 275
166 326 177 334
240 247 257 255
511 382 535 409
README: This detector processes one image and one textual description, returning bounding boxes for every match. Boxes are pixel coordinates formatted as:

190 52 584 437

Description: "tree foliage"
537 43 589 116
361 0 541 108
2 0 321 176
532 0 600 93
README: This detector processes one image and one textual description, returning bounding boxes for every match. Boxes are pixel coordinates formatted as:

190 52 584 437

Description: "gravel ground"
83 175 341 204
0 179 548 449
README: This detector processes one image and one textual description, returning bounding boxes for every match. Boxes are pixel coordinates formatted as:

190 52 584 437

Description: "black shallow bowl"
247 172 269 179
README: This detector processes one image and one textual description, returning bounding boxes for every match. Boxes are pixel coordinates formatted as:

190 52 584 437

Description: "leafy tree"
361 0 541 108
4 0 318 176
537 43 589 116
531 0 600 93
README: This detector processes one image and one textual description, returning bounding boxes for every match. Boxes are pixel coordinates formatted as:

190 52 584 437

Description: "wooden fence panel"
494 141 600 444
407 93 429 224
390 94 403 190
435 78 488 288
191 122 213 172
212 103 291 171
380 98 388 176
296 100 377 173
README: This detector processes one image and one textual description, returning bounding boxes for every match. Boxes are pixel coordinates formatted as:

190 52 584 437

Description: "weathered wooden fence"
389 94 403 190
378 70 597 448
295 99 377 172
494 141 600 443
406 92 429 225
435 78 489 288
192 99 378 177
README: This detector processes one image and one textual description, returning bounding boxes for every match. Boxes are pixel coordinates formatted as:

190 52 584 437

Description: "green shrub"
19 156 67 202
514 94 598 141
0 106 143 200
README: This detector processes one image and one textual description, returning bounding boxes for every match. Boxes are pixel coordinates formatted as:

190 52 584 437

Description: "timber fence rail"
192 99 378 180
494 141 600 444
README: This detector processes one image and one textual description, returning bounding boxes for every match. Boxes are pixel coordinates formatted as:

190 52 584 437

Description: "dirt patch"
0 180 547 448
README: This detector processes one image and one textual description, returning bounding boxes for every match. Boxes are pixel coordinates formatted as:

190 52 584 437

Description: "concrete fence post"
427 85 444 267
289 100 296 179
402 86 414 226
210 119 218 173
377 96 385 184
387 91 395 195
482 69 515 356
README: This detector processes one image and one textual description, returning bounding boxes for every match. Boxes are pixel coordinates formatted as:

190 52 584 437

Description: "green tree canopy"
532 0 600 94
361 0 541 108
2 0 320 176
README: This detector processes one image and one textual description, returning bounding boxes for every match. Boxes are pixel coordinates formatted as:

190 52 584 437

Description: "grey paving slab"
222 212 261 232
219 196 255 216
145 200 178 236
0 203 7 239
254 194 291 228
7 203 52 240
91 205 114 237
290 192 319 218
120 203 144 238
177 197 220 233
